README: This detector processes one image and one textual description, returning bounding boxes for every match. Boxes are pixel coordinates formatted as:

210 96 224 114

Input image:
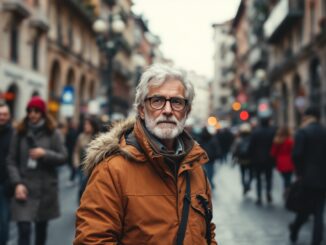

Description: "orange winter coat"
74 117 217 245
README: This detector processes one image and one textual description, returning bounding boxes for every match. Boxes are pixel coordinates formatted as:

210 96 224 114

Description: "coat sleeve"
292 130 305 176
40 130 67 166
74 159 124 244
270 143 278 158
6 132 22 185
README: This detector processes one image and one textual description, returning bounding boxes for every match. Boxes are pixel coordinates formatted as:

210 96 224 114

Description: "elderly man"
0 103 13 245
74 64 217 244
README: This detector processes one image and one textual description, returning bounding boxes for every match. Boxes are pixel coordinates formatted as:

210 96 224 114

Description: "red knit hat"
26 96 46 114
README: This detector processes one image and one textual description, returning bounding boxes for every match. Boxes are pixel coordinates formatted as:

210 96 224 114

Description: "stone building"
0 0 49 120
212 20 235 119
264 0 326 127
47 0 100 121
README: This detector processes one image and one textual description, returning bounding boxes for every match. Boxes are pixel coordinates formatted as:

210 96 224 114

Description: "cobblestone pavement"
212 161 321 245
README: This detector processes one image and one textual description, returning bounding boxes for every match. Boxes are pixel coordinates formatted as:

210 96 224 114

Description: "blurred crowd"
188 106 326 245
1 95 326 245
0 96 108 245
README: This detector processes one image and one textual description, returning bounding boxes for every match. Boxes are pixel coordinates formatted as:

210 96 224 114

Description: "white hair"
133 64 195 111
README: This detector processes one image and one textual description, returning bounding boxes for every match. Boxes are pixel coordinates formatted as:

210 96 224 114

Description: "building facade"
264 0 326 127
212 20 235 119
0 0 49 120
47 0 100 121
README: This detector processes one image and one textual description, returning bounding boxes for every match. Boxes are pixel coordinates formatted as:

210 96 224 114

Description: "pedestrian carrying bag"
176 171 191 245
285 180 307 213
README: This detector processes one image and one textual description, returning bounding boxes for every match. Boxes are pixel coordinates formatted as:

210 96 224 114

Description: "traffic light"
239 110 249 121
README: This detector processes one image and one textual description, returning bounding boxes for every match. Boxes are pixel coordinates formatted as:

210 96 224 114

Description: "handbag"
285 180 307 213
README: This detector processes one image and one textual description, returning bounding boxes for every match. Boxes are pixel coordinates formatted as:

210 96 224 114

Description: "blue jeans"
0 185 10 245
204 162 215 190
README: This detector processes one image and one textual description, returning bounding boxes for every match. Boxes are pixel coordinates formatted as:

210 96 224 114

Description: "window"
10 22 19 63
310 1 316 38
68 14 73 48
32 35 40 70
56 4 62 43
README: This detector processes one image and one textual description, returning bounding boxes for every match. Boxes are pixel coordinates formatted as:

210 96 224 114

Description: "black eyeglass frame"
144 96 189 111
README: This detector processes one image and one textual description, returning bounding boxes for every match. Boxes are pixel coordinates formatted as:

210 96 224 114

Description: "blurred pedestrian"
65 118 79 187
0 102 13 245
248 117 276 205
289 106 326 245
232 123 252 195
6 96 67 245
74 64 217 244
270 126 295 199
73 116 99 201
217 127 234 164
199 126 221 190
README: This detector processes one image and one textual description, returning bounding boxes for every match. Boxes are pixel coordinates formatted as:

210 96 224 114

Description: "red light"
259 103 268 111
240 111 249 121
4 92 15 101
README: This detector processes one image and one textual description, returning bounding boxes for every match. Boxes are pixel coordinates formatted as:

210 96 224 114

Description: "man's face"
139 79 190 139
0 106 10 126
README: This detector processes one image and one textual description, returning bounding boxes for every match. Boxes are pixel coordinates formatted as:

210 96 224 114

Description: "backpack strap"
176 171 191 245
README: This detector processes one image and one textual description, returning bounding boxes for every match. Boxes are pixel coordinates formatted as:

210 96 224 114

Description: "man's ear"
138 105 145 120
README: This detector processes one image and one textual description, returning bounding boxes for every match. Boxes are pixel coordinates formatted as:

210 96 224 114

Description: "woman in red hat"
6 96 67 245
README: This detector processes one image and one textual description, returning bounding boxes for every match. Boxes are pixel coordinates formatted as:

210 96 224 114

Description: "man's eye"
172 98 183 105
151 97 164 103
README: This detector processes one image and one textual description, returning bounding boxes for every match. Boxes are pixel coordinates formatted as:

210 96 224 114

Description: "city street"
8 162 320 245
212 162 315 245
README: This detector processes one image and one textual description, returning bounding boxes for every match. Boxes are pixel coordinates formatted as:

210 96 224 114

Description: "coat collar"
83 116 208 176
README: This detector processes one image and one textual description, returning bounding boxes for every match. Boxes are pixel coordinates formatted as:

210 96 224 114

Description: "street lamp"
93 12 125 119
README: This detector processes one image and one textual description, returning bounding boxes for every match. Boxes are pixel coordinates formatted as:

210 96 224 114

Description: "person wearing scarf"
74 64 217 244
7 96 67 245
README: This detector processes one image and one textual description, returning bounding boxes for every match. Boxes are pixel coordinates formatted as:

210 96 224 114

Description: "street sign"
60 86 75 117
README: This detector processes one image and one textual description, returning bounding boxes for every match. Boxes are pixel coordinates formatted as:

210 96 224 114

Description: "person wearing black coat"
199 127 221 190
290 107 326 245
248 117 276 205
0 103 13 245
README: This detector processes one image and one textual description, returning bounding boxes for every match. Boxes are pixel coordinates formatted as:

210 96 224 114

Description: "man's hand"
15 184 28 201
29 147 46 160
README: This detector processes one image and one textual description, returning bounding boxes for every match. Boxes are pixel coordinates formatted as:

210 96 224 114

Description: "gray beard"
144 111 187 139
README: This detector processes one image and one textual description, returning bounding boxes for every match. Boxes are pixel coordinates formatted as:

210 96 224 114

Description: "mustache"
155 116 178 125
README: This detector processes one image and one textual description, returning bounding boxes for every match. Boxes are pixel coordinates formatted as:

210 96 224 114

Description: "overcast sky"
132 0 241 78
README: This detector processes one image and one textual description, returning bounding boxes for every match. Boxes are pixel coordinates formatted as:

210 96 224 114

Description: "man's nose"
162 101 173 114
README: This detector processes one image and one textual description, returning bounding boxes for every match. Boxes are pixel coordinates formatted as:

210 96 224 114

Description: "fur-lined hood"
82 117 137 175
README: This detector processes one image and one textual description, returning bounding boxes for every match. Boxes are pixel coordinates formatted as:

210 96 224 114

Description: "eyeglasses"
144 96 188 111
27 108 41 114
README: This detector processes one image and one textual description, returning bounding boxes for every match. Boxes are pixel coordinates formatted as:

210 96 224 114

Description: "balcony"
268 48 296 81
249 46 267 69
2 0 30 19
29 9 49 33
264 0 304 43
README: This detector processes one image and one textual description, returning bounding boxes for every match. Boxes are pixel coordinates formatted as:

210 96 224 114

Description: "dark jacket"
0 123 13 185
292 121 326 189
7 120 67 221
248 125 276 168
